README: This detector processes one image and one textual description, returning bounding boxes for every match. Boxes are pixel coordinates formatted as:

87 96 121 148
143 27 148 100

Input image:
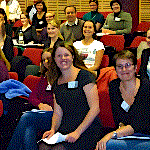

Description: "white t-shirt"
73 40 105 68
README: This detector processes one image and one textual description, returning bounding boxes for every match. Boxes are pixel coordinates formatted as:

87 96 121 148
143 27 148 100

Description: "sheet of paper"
38 132 67 144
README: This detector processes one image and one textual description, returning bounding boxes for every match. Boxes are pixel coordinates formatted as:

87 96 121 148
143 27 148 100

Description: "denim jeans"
7 111 53 150
106 133 150 150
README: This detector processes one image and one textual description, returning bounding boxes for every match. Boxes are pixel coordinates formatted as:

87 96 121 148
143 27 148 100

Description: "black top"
32 12 47 29
3 35 14 62
42 37 63 49
109 78 150 135
5 23 13 37
139 48 150 80
14 26 38 44
53 69 103 149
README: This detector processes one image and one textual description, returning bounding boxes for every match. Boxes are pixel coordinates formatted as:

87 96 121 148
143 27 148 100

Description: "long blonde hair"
47 20 64 41
0 48 11 71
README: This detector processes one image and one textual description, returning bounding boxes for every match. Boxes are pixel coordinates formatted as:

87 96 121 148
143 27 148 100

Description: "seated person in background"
0 47 10 83
41 20 64 49
7 49 54 150
139 48 150 80
102 0 132 35
60 5 84 42
40 42 104 150
0 8 13 37
40 11 59 43
83 0 104 32
14 12 38 44
32 0 47 31
137 29 150 59
73 20 104 72
0 21 14 62
96 50 150 150
0 0 22 23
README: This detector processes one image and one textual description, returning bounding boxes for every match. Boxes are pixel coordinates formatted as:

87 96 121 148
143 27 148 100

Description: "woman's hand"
65 130 81 143
42 129 55 140
38 103 53 111
96 132 114 150
28 41 34 44
96 137 108 150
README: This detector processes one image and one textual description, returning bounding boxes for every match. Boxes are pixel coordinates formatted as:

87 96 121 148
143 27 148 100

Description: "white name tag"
39 21 44 24
115 17 121 21
68 81 78 88
121 100 130 112
46 84 52 90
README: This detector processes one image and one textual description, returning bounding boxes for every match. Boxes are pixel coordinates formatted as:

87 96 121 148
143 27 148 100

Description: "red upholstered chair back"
22 48 43 66
13 19 23 27
99 55 109 69
8 72 18 80
129 36 146 48
136 22 150 32
100 35 125 51
0 100 3 117
77 11 112 19
23 75 41 91
13 19 32 27
13 47 18 57
136 58 141 75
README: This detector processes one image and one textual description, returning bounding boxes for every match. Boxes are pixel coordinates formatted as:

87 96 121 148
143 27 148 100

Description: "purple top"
0 60 9 83
28 76 54 108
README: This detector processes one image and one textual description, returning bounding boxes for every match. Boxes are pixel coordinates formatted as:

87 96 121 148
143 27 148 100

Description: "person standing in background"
83 0 104 32
0 0 22 23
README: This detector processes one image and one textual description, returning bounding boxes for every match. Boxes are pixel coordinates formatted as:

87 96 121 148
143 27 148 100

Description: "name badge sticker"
121 100 130 112
115 17 121 21
68 81 78 89
46 84 52 91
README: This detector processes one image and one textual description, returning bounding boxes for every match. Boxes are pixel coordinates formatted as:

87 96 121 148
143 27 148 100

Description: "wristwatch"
112 131 117 139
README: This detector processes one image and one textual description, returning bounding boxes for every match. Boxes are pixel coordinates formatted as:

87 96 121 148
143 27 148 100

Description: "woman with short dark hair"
83 0 104 31
102 0 132 34
32 0 47 30
96 50 150 150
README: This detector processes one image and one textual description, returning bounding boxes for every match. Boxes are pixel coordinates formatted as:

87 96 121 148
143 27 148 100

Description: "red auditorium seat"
8 72 18 80
22 48 43 66
99 54 109 69
129 36 146 48
100 35 125 51
136 58 141 75
0 100 3 117
23 75 41 91
13 47 18 57
136 22 150 32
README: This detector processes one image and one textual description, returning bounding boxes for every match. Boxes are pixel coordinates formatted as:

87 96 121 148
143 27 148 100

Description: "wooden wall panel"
139 0 150 22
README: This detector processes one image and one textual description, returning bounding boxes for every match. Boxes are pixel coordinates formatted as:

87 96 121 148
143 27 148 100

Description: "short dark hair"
0 8 7 24
89 0 98 11
89 0 98 6
64 5 76 13
82 20 97 39
110 0 122 10
35 0 47 13
113 50 137 68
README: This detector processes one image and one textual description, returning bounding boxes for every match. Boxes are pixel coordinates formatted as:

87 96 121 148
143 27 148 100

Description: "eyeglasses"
89 5 97 7
116 63 134 70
